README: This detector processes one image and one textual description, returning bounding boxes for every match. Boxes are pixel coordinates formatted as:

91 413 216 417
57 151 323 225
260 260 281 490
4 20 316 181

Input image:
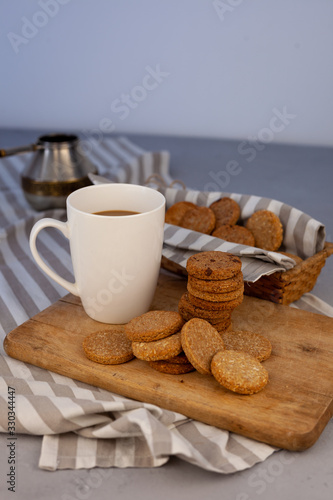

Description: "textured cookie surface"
180 318 225 375
178 292 233 320
187 282 244 302
211 319 232 333
209 197 240 227
165 201 196 225
221 330 272 362
132 332 182 361
208 312 232 325
83 327 134 365
212 224 255 246
246 210 283 251
164 352 191 364
125 310 184 342
178 311 232 330
188 272 243 293
180 206 216 234
186 251 242 280
187 292 243 311
211 350 269 394
148 360 195 374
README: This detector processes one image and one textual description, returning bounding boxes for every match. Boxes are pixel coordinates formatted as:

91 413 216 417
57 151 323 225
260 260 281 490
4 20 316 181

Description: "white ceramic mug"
29 183 165 324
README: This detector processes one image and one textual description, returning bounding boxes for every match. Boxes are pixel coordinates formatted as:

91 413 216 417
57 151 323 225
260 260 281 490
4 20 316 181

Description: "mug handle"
29 218 79 296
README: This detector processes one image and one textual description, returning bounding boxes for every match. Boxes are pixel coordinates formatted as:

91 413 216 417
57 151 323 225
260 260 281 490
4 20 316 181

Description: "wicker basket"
161 242 333 305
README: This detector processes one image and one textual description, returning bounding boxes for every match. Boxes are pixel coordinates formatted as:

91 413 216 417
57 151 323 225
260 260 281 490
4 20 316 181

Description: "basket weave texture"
243 242 333 305
161 242 333 305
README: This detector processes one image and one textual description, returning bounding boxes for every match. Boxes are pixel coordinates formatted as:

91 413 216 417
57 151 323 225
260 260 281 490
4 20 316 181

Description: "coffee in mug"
93 210 140 216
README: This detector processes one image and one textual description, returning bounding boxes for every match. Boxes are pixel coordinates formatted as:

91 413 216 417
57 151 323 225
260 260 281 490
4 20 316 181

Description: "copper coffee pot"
0 133 98 210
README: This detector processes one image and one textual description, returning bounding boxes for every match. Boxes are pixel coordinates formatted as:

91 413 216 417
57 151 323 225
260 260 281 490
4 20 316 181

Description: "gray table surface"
1 128 333 500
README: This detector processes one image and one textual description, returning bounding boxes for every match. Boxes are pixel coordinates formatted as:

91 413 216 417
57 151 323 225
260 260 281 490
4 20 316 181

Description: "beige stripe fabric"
0 136 329 473
158 186 326 275
90 176 326 282
2 357 277 473
291 293 333 317
162 223 295 282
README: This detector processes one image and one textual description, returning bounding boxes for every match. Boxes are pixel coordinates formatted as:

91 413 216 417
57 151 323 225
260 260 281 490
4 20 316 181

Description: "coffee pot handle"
0 143 41 157
29 218 79 296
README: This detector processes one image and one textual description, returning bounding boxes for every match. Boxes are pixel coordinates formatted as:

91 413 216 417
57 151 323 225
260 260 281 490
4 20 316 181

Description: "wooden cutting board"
4 271 333 451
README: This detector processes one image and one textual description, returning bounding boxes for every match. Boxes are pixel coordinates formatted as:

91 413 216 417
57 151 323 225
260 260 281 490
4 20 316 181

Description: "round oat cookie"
186 251 242 281
83 327 134 365
221 330 272 362
188 272 243 293
187 282 244 302
180 318 225 375
246 210 283 251
148 359 195 374
212 224 255 246
165 201 197 225
187 292 243 311
211 350 269 394
209 197 240 227
132 332 182 361
124 310 184 342
180 206 216 234
178 292 233 321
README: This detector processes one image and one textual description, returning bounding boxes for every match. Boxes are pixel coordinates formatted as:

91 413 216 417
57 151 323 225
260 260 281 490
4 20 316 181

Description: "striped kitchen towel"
90 173 326 282
0 136 171 338
0 135 331 473
159 186 326 260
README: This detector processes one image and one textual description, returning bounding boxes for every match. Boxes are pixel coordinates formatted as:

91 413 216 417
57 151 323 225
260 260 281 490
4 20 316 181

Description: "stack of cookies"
178 251 244 333
124 310 195 374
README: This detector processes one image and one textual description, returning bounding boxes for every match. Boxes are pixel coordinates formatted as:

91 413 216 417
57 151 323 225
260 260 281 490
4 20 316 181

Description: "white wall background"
1 0 333 146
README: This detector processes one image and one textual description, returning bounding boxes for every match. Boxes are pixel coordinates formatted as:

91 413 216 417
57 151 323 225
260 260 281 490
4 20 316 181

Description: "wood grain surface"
4 270 333 451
